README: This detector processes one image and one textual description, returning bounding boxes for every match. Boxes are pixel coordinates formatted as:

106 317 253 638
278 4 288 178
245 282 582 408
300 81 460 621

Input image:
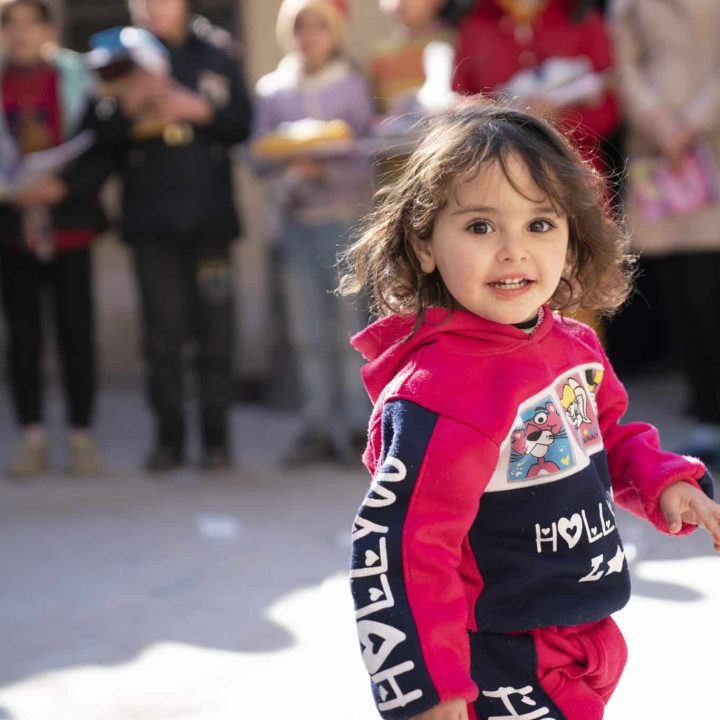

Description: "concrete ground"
0 373 717 720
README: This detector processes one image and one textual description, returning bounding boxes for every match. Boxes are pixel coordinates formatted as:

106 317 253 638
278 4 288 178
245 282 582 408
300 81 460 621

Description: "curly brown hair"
338 100 635 326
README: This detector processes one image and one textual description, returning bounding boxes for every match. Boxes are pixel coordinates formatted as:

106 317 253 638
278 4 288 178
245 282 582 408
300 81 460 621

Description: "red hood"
351 306 554 403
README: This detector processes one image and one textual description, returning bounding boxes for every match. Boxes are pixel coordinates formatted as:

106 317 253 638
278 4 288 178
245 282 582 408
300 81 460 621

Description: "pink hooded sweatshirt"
348 306 712 719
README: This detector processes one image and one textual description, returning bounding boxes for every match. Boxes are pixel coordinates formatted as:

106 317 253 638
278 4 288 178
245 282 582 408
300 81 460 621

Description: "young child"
0 0 105 478
340 102 720 720
252 0 373 465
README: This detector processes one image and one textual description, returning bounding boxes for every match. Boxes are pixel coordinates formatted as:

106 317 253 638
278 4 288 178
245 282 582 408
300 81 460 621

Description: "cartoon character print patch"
556 370 603 451
509 398 576 480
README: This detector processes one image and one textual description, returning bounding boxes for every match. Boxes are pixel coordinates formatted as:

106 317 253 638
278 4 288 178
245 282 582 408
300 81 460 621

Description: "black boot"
200 445 233 471
145 443 184 472
200 409 233 471
146 414 185 472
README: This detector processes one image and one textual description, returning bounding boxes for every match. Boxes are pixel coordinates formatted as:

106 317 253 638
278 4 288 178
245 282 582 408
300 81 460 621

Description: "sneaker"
282 430 336 467
6 435 49 479
145 444 184 473
200 445 233 472
68 432 105 478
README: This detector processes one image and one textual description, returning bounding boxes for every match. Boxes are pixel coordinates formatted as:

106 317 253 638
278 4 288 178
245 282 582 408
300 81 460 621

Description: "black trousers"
656 251 720 423
132 237 235 448
0 247 95 428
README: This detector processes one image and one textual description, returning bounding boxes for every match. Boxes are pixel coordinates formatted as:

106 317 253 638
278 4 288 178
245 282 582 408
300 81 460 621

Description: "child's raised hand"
659 480 720 551
412 699 468 720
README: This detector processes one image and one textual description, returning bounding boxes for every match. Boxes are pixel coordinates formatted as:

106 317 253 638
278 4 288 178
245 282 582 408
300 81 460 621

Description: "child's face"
380 0 446 31
294 8 338 70
1 4 54 65
412 154 569 325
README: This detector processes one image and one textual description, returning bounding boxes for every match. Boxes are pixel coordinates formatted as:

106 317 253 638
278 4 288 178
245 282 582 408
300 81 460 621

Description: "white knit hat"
275 0 348 53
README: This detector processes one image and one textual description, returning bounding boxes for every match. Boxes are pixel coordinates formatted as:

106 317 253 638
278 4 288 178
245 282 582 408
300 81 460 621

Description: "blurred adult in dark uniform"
48 0 252 472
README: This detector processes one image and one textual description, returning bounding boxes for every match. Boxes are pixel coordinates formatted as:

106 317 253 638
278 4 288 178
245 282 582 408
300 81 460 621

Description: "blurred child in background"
370 0 454 117
0 0 105 478
251 0 373 465
452 0 618 173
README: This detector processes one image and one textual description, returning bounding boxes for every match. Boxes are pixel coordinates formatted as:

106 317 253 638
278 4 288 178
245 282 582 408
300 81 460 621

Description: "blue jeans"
280 217 369 445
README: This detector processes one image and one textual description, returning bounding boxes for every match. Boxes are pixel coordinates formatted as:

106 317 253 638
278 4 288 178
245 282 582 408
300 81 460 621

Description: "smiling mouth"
488 278 534 290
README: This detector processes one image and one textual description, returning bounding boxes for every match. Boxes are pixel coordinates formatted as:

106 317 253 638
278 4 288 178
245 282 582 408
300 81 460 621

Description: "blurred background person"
250 0 372 466
370 0 455 117
451 0 618 172
613 0 720 466
55 0 252 473
450 0 619 335
0 0 105 478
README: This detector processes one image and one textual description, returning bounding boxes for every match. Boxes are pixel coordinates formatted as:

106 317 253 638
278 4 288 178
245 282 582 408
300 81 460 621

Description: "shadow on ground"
0 388 367 688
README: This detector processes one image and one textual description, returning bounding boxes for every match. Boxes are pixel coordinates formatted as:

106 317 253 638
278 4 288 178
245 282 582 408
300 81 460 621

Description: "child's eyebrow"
451 204 561 216
451 206 497 215
533 205 562 216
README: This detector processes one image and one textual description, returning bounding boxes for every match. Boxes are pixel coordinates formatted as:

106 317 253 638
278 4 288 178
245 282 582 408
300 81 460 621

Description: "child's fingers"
663 505 683 534
689 498 720 545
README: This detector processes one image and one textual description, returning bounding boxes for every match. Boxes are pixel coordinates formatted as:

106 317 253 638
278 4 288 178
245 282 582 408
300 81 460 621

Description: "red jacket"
453 0 618 162
349 307 711 718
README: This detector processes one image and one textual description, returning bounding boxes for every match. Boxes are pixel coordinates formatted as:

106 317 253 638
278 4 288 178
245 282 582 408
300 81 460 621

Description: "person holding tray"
251 0 373 466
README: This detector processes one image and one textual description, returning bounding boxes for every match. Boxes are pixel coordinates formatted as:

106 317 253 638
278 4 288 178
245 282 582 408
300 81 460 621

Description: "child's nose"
497 232 529 262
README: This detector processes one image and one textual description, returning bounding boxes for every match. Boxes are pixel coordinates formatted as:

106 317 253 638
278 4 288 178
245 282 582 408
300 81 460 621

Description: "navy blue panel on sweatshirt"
350 400 441 719
469 451 631 632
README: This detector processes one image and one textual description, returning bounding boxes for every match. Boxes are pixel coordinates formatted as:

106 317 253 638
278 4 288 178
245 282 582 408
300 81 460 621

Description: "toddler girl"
341 102 720 720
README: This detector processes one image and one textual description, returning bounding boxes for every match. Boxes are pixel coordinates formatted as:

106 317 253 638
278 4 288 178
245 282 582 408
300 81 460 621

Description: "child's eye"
467 220 493 235
529 219 555 233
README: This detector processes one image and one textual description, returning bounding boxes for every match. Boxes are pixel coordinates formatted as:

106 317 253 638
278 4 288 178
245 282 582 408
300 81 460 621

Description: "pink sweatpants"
468 617 628 720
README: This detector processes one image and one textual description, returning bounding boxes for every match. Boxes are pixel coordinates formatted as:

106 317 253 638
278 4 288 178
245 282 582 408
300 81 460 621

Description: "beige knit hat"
275 0 348 53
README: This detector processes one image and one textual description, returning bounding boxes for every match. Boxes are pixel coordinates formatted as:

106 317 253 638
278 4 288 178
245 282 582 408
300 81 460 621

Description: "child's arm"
350 400 497 720
587 330 716 539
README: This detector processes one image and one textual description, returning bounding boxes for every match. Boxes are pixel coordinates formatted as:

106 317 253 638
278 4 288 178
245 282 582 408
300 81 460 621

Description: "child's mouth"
488 278 533 290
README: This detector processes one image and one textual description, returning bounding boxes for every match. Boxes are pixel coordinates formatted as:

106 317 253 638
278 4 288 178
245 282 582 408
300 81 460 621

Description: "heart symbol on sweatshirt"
357 619 407 674
558 513 583 548
369 587 385 602
365 550 380 567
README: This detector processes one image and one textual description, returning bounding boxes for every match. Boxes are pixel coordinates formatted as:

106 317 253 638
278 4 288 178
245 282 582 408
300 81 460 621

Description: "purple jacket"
252 54 373 227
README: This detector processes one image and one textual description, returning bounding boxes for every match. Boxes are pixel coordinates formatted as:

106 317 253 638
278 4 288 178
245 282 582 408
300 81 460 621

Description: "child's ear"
409 233 436 274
